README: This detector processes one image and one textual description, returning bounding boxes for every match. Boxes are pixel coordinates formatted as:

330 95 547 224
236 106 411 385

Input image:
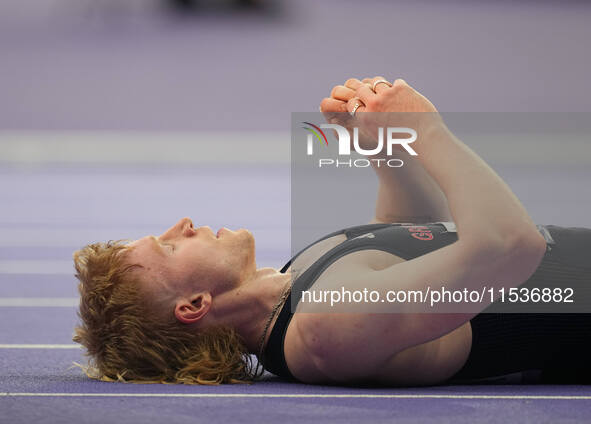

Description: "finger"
330 85 356 102
344 78 364 90
320 97 348 114
370 76 392 94
321 98 351 128
393 78 408 88
356 85 377 106
362 77 373 85
346 97 366 116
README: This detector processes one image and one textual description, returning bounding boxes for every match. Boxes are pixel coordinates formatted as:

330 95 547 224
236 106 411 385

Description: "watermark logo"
302 123 417 168
302 122 329 153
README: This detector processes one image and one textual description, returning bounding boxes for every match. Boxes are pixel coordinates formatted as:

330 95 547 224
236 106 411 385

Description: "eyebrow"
149 236 166 257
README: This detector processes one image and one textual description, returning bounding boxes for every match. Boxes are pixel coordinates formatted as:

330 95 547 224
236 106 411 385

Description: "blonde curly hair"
72 240 258 384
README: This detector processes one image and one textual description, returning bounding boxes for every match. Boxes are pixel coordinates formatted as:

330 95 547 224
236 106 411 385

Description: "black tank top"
262 223 591 383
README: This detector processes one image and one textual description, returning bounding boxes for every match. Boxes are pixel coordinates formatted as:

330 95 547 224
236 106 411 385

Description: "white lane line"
0 260 72 275
0 344 80 349
1 393 591 399
0 298 78 307
0 130 589 166
0 131 290 165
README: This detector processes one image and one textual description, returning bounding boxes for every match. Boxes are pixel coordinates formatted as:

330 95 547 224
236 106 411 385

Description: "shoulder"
282 312 389 384
284 311 473 386
279 313 331 384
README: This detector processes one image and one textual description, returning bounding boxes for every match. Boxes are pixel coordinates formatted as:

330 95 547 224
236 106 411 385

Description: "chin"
238 228 255 247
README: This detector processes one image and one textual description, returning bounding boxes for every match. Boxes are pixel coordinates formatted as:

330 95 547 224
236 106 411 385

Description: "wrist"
417 113 447 142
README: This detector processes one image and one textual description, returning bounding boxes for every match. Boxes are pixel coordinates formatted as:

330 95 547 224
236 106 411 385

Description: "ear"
174 293 212 325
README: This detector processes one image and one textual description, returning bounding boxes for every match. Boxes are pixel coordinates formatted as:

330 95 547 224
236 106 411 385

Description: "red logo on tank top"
407 226 433 241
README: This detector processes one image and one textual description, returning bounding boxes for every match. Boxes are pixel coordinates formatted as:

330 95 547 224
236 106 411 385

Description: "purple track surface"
2 0 591 421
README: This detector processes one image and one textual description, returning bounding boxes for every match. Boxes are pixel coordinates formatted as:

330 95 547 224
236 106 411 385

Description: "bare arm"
296 237 544 382
305 78 547 382
370 151 451 223
323 77 542 246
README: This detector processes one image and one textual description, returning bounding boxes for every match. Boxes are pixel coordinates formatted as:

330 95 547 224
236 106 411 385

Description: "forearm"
371 151 451 223
415 120 541 246
328 77 541 244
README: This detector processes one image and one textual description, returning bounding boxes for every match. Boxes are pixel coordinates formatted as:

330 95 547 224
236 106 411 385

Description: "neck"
204 267 292 354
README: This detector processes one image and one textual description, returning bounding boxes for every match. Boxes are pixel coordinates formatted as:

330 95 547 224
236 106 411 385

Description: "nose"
159 217 196 240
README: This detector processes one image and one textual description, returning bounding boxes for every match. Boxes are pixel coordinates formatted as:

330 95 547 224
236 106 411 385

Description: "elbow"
500 223 547 260
465 222 546 257
465 226 547 283
505 227 547 277
514 226 547 256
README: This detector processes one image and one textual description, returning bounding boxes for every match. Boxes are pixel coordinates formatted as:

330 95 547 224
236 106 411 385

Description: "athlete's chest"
282 222 471 384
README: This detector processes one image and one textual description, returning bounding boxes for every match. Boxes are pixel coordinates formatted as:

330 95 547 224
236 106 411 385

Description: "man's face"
126 217 256 300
